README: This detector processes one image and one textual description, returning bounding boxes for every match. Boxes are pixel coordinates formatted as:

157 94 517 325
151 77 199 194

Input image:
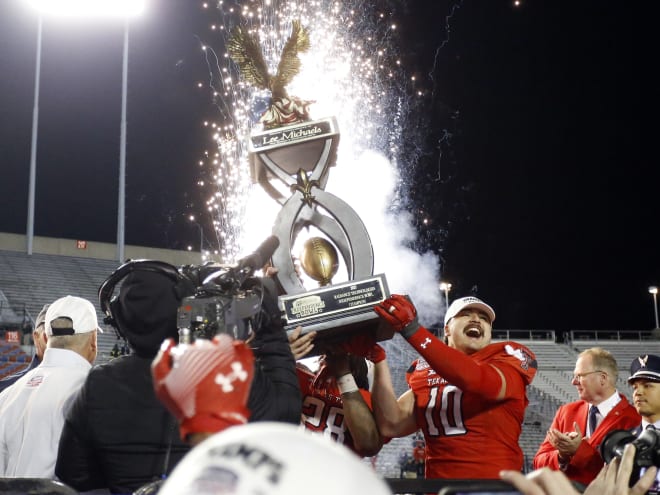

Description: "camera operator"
149 238 301 444
55 267 195 494
158 238 301 432
56 241 301 494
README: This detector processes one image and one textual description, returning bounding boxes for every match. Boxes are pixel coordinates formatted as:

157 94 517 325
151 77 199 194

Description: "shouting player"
372 295 537 479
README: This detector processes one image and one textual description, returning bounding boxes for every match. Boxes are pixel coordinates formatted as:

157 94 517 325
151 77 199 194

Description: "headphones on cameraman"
98 259 196 338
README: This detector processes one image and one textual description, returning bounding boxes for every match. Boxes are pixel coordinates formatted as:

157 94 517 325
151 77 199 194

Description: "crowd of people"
0 258 657 495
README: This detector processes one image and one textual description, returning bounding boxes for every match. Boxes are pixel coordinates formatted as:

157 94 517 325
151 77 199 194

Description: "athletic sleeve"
406 327 536 401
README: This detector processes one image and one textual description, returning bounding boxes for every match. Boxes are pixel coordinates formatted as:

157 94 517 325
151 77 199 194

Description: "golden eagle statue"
227 20 314 129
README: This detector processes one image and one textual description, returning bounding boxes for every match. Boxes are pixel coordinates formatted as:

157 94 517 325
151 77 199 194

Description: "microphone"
236 235 280 272
201 236 281 286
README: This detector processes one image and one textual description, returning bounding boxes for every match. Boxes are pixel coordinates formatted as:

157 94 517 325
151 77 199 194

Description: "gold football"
300 237 339 286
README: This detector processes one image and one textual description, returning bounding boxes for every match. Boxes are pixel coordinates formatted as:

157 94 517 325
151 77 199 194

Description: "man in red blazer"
533 347 640 487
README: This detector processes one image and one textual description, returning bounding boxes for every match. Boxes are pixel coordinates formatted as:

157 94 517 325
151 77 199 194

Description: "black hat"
113 270 191 358
628 354 660 383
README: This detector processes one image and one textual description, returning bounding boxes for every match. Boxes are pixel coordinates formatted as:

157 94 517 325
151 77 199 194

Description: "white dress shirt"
641 419 660 430
587 390 621 436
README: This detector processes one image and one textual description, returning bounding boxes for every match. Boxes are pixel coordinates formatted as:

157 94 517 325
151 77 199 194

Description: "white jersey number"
302 396 346 443
425 385 466 436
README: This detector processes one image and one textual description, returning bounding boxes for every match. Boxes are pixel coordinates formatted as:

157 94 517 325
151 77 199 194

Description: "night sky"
0 1 657 333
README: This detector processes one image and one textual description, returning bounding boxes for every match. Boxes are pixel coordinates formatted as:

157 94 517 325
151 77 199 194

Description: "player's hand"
262 264 278 278
323 347 352 378
288 326 316 360
151 334 255 441
340 333 386 363
374 294 420 338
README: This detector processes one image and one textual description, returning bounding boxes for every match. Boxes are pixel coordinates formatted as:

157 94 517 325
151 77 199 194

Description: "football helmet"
158 422 390 495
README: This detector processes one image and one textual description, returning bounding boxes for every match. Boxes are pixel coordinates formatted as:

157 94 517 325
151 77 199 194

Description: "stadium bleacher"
0 342 30 379
0 250 122 363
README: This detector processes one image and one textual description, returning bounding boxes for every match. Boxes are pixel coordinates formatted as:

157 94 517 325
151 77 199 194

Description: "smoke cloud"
327 150 445 327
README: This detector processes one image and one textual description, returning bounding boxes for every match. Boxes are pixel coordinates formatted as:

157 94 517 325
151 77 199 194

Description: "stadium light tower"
439 281 452 311
23 0 146 260
649 286 659 330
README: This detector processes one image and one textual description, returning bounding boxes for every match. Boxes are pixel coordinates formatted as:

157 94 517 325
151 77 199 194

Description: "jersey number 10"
425 385 467 436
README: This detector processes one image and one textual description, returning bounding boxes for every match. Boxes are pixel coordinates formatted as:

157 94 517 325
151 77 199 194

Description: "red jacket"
533 394 640 486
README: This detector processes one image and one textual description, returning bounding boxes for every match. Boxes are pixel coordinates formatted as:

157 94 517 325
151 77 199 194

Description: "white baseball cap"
45 295 102 336
444 296 496 326
158 422 391 495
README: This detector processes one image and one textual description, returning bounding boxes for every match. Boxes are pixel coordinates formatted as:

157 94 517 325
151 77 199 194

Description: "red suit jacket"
533 394 640 486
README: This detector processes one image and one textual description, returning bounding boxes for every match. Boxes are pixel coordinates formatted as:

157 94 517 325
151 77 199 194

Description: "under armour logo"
638 355 649 368
420 337 432 349
215 362 248 392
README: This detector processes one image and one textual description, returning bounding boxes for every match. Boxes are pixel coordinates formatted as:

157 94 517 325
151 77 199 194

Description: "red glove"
151 334 255 441
340 333 386 363
374 294 420 338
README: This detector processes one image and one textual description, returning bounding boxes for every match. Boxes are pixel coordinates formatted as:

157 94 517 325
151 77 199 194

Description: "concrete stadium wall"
0 232 203 266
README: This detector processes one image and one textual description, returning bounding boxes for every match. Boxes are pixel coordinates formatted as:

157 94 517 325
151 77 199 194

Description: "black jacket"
55 355 190 494
246 278 302 424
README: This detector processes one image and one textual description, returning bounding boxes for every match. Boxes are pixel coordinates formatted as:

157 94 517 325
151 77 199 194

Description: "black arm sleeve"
246 279 301 424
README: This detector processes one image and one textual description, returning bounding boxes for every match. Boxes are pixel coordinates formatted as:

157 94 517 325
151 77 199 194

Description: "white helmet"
158 422 391 495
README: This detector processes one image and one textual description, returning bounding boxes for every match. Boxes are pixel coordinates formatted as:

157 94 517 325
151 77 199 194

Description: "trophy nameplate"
279 274 394 345
248 117 340 204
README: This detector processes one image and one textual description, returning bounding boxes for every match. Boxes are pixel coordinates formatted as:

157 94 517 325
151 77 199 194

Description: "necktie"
588 405 599 435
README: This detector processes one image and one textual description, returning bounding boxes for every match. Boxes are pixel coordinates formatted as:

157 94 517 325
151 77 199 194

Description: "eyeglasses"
572 370 604 382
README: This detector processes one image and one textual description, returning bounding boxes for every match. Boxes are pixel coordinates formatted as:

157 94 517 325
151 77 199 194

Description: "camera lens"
600 430 637 464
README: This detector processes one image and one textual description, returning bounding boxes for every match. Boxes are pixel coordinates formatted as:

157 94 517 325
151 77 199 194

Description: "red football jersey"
296 365 372 455
407 341 537 479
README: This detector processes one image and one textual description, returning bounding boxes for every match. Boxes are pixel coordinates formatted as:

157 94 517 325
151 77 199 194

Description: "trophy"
228 21 392 347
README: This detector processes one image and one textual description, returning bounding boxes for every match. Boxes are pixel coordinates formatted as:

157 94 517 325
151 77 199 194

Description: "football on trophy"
299 237 339 286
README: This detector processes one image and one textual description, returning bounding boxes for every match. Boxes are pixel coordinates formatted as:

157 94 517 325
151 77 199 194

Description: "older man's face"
571 355 608 403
